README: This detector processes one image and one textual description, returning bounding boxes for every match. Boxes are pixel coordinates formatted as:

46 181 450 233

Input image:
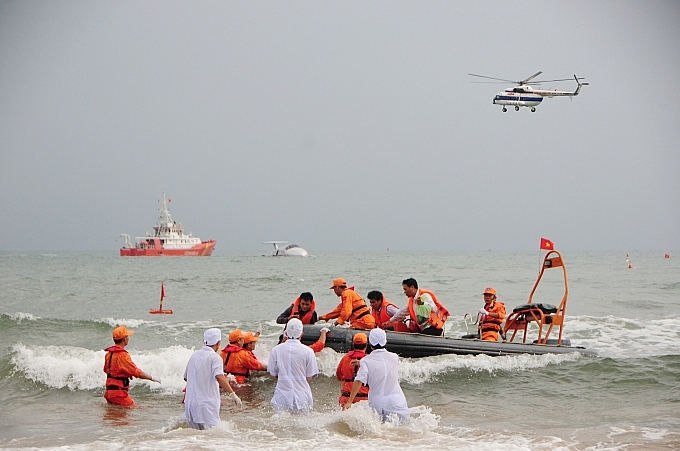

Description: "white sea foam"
0 408 670 451
566 315 680 358
10 343 194 393
97 317 155 328
139 414 578 451
398 352 580 384
5 312 40 321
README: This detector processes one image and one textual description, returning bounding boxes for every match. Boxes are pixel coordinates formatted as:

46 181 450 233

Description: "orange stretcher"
504 250 568 345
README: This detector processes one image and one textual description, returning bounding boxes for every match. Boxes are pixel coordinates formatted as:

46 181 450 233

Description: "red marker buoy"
150 282 173 314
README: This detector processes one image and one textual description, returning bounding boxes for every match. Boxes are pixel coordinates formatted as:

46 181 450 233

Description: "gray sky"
1 1 678 252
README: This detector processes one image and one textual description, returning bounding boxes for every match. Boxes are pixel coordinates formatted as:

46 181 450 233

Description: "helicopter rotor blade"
530 77 586 83
520 71 543 84
468 73 517 83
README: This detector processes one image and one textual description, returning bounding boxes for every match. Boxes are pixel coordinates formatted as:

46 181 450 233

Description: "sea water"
0 251 678 450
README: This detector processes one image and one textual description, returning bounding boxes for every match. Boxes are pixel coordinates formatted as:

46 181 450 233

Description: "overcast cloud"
1 1 678 252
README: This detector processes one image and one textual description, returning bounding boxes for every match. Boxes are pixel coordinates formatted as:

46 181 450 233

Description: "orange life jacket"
336 349 369 404
479 301 505 333
407 289 450 332
345 291 373 326
291 296 316 325
372 300 409 333
104 346 131 391
220 345 249 378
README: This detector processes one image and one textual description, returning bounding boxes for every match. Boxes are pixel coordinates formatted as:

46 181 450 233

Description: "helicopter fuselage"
491 80 586 112
493 88 543 109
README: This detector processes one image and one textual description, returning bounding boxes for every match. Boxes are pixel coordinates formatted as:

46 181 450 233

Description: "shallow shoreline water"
1 251 678 450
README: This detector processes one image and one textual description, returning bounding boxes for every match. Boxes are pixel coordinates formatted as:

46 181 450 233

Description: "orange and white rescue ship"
119 194 216 256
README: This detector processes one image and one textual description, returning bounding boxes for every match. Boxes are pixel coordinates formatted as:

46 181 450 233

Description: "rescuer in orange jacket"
387 278 450 336
367 290 410 332
103 326 159 406
276 292 318 325
222 331 267 384
336 332 370 405
478 287 506 341
320 278 376 330
220 329 251 385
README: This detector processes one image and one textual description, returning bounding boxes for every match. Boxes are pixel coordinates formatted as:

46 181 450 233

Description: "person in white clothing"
342 328 410 424
184 328 242 430
268 318 319 412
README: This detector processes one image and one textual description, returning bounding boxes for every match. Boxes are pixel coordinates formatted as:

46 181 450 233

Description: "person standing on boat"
184 328 242 430
336 332 370 405
268 318 319 412
387 278 449 336
367 291 409 332
103 326 160 407
478 287 506 341
320 278 376 330
276 292 318 325
342 328 409 424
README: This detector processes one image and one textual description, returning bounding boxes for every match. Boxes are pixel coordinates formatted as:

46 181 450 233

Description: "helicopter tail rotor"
573 74 589 96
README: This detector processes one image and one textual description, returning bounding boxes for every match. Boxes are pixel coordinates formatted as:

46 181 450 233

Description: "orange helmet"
483 287 497 296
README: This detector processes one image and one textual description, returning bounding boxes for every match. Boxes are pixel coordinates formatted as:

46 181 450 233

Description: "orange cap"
228 329 244 343
243 332 259 344
330 278 347 289
353 332 367 345
483 287 497 296
112 326 134 340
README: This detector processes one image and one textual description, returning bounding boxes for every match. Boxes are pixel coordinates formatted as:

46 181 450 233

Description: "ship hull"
120 240 216 257
300 324 596 357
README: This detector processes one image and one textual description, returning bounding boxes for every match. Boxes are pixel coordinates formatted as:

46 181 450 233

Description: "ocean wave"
397 352 581 384
10 343 194 393
95 317 156 328
564 315 680 358
2 312 40 322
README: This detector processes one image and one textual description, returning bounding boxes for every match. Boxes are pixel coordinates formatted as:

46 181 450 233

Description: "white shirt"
267 338 319 412
355 348 409 422
183 346 225 428
389 290 436 323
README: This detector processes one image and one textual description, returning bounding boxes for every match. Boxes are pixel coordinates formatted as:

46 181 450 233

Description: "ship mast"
158 192 173 227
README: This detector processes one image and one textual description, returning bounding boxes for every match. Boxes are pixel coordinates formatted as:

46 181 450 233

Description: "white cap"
285 318 304 339
204 328 222 346
369 328 387 347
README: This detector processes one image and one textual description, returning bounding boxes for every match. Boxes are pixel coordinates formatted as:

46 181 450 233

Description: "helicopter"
468 71 588 112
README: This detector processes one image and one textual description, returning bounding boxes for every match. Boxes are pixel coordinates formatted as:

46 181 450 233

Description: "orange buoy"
150 282 174 314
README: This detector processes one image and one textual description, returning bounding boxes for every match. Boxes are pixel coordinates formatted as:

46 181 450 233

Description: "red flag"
160 283 165 300
540 238 554 250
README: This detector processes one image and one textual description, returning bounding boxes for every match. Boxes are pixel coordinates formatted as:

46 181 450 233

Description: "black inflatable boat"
301 250 596 357
300 324 596 357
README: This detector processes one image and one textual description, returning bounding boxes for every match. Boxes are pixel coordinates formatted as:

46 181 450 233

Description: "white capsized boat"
262 241 309 257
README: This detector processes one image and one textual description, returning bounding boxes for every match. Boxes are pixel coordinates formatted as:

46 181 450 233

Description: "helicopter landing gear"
531 107 536 112
502 107 507 112
515 106 520 111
